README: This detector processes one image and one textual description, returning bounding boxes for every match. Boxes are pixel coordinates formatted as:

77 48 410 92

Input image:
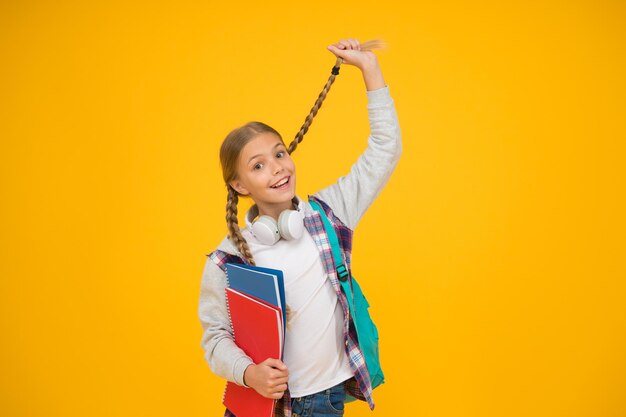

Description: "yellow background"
1 1 624 416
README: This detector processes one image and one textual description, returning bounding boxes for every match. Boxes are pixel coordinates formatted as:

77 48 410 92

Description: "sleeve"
312 85 402 230
198 256 254 387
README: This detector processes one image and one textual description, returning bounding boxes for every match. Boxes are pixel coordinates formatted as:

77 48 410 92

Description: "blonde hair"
220 122 282 265
220 39 385 265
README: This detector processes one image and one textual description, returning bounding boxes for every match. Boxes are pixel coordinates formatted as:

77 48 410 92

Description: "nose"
272 161 284 175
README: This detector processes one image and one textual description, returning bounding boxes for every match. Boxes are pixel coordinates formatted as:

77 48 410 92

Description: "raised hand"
327 38 386 91
327 38 379 70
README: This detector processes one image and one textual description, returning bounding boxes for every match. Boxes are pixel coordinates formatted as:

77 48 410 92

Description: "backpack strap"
309 201 350 283
309 201 386 393
207 249 246 273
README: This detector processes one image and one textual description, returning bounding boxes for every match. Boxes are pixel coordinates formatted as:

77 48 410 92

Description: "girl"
199 38 402 417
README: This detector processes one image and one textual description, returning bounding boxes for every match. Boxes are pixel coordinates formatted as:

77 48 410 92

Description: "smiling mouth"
270 177 290 188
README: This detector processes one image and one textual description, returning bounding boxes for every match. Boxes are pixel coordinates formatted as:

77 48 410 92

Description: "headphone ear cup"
278 209 304 241
251 215 280 245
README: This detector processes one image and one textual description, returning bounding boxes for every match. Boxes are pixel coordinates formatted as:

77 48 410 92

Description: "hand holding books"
243 358 289 399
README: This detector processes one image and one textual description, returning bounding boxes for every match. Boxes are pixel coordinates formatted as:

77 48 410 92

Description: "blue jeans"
291 381 346 417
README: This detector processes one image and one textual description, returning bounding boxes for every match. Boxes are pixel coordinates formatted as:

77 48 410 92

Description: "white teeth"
271 177 288 188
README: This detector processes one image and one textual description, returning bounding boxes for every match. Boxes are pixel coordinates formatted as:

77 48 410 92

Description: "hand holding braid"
327 38 386 70
286 38 386 154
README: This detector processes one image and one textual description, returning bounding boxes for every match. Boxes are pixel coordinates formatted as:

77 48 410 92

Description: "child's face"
230 132 296 215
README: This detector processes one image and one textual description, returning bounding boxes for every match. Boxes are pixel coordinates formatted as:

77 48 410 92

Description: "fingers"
328 38 361 51
338 38 361 50
245 360 290 400
259 358 289 398
260 384 286 399
262 358 288 373
272 385 288 398
271 375 289 386
267 368 288 381
326 44 343 57
269 380 288 392
270 390 286 399
327 38 365 64
264 374 288 399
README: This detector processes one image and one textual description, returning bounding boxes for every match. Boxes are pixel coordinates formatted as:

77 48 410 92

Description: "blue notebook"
225 263 287 334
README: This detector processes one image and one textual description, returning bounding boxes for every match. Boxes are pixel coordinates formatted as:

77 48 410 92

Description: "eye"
276 151 285 158
253 162 263 170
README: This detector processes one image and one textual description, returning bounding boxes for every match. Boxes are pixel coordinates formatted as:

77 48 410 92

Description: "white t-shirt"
241 225 354 397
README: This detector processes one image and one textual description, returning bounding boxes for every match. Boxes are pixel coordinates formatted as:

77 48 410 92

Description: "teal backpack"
309 201 385 400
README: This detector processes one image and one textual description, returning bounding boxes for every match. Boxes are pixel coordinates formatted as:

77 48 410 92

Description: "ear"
229 179 250 196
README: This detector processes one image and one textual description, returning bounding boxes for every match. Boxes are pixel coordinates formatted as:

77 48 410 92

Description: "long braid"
220 39 386 331
286 56 341 154
287 39 386 154
226 185 256 265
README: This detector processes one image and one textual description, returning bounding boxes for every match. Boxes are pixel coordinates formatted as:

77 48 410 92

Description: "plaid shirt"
208 195 375 417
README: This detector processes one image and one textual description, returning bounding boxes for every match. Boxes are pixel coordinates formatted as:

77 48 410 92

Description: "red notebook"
223 287 284 417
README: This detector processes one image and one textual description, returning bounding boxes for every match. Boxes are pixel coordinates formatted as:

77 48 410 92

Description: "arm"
198 256 289 398
314 39 402 229
198 257 254 386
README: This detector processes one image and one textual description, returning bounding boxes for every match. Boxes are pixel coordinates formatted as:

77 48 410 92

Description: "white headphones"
245 202 304 246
